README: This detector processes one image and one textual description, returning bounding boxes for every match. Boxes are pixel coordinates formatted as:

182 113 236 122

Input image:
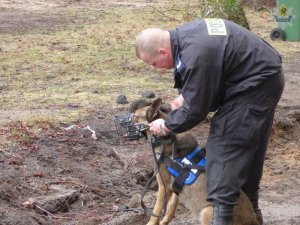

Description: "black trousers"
206 72 285 205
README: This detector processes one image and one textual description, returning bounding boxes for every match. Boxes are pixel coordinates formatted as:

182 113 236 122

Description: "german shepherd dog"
129 98 259 225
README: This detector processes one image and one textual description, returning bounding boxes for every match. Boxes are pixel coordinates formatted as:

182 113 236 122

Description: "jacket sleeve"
165 61 224 133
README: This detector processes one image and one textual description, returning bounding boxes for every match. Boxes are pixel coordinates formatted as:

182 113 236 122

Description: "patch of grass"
0 2 299 127
0 6 177 121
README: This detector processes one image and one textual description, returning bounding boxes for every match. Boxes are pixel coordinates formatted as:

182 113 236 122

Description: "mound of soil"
1 99 299 225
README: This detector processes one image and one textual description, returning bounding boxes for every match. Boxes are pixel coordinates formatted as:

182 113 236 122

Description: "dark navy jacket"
165 19 282 133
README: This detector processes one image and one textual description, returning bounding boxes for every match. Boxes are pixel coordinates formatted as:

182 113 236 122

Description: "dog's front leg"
159 192 179 225
146 174 166 225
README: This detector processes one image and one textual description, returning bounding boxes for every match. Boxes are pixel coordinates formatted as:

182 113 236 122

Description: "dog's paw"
159 222 169 225
159 220 170 225
146 221 159 225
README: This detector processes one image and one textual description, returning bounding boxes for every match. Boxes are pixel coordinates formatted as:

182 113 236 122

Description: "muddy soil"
0 1 299 225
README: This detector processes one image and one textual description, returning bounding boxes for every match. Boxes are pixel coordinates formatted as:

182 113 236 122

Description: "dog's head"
114 98 170 141
115 98 198 157
130 98 169 123
129 98 171 141
130 98 198 157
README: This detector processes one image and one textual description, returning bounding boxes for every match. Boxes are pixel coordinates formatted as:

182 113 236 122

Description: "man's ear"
158 48 169 56
146 98 162 121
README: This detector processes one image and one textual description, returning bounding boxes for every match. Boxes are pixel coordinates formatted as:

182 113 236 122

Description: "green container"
275 0 300 41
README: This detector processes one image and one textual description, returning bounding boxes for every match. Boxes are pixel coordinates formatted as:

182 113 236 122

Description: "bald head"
135 28 170 59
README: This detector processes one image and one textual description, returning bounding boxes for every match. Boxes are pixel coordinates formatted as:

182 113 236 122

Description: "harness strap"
160 150 206 173
191 147 206 163
150 136 173 149
161 156 182 172
170 133 177 159
182 164 206 170
172 168 191 195
183 147 206 170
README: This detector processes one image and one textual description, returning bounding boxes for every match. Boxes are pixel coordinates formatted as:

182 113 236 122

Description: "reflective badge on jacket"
167 147 206 185
205 18 227 36
175 55 186 73
173 55 186 89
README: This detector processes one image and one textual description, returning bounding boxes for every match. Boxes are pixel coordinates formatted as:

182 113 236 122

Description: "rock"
127 193 140 208
23 185 79 214
0 83 6 91
134 170 156 188
116 95 129 104
141 91 155 98
1 211 51 225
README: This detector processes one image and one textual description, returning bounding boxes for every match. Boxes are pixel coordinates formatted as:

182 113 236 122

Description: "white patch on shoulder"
205 18 227 36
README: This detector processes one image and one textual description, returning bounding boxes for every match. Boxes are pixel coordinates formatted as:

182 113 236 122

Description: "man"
135 19 284 225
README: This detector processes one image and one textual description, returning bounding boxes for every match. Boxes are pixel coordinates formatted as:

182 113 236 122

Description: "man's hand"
149 119 171 136
170 94 184 110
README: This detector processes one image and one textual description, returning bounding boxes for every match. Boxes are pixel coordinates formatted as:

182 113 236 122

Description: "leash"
141 136 170 217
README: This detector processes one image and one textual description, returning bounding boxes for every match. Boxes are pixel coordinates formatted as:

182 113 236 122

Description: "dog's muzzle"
114 113 149 140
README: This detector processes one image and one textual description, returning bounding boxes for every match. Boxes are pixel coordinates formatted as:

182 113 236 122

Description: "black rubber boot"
245 191 263 225
211 205 234 225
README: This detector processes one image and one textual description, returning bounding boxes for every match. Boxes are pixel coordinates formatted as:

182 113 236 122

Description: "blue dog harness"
140 134 206 217
157 145 206 195
167 146 206 185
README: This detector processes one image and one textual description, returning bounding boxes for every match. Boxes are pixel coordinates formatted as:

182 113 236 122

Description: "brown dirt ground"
0 1 299 225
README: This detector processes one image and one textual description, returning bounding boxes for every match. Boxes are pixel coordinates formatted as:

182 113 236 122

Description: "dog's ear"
146 98 162 121
129 99 151 113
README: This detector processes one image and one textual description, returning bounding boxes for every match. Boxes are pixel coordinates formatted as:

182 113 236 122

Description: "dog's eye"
132 114 138 120
133 114 141 120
